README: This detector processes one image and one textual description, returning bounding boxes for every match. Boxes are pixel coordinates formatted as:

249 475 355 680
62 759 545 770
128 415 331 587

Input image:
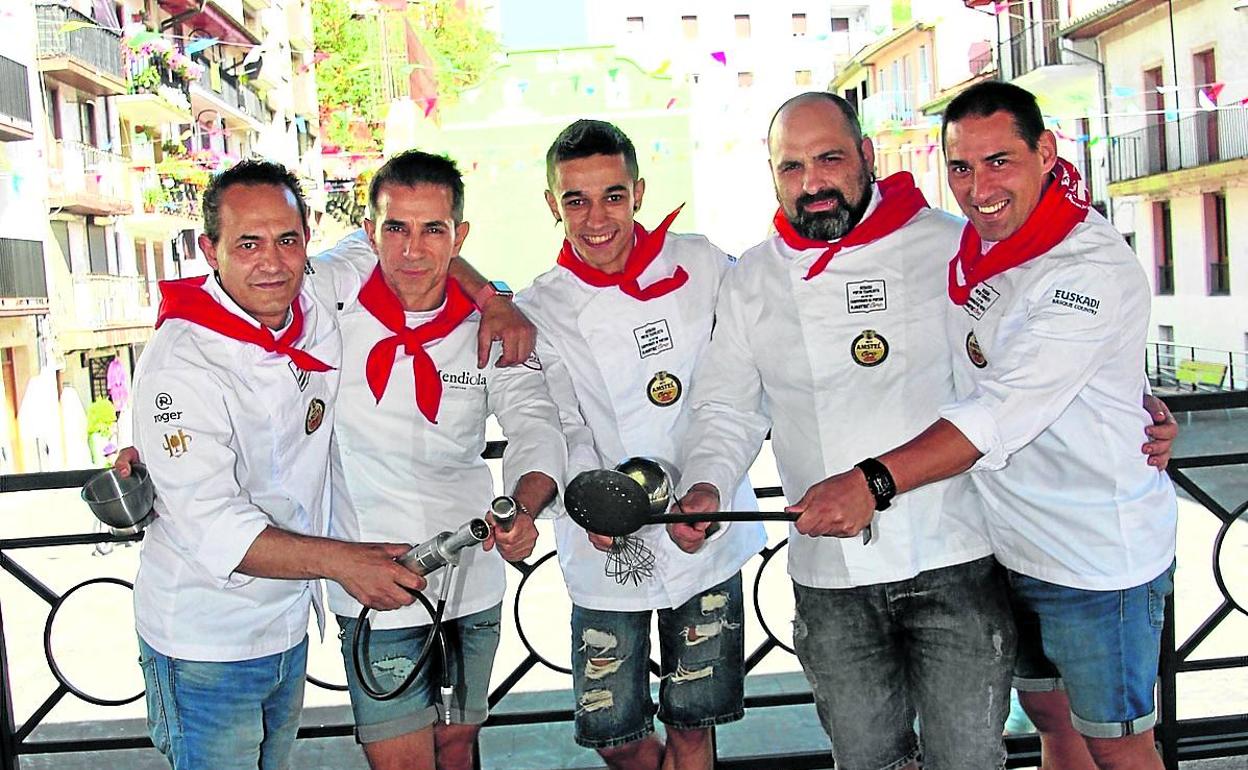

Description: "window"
1206 192 1230 295
735 14 751 38
87 219 109 275
737 71 754 88
830 16 850 33
1193 50 1218 163
792 13 807 35
682 15 697 39
829 16 850 55
78 101 97 147
844 86 859 112
626 16 644 33
918 45 931 98
50 221 71 272
1144 67 1167 173
46 88 62 140
1154 202 1174 296
795 70 812 86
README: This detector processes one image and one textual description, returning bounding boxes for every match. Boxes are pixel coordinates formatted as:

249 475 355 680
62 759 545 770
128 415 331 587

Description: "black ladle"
565 469 874 542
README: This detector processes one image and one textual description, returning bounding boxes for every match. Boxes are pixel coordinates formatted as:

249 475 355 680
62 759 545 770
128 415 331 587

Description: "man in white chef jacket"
317 149 566 770
131 160 429 770
672 93 1178 770
517 119 766 770
770 82 1177 770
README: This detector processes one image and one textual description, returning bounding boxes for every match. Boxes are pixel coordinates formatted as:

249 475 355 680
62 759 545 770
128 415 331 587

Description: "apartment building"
7 0 322 469
1062 0 1246 358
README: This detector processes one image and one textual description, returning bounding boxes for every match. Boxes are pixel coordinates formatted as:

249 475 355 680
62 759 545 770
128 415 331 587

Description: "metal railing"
34 4 124 81
969 47 994 76
70 274 152 329
997 21 1061 81
2 394 1247 769
0 239 48 301
1109 108 1248 183
1147 342 1247 392
191 54 271 125
0 56 32 126
47 140 131 203
860 89 920 128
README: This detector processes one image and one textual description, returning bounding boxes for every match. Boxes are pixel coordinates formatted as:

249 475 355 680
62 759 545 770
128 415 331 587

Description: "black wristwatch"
854 457 896 511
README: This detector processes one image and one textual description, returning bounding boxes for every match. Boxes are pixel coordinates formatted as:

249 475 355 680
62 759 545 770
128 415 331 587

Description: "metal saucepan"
81 462 156 535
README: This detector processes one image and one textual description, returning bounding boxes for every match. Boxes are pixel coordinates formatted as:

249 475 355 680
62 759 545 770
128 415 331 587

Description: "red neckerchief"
773 172 929 280
356 266 474 424
948 157 1090 305
155 275 332 372
557 205 688 300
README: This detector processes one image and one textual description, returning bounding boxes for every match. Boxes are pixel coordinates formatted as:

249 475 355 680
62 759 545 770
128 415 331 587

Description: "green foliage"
86 398 117 438
312 0 499 154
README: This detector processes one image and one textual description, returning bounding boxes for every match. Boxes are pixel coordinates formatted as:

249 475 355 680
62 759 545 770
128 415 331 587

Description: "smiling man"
733 83 1177 770
131 161 429 770
517 120 765 770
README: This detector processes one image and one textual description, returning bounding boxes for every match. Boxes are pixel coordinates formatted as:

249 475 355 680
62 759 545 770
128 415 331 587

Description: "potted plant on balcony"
141 186 168 214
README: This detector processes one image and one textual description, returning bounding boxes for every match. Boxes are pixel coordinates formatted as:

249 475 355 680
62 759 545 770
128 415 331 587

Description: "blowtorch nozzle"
397 518 490 576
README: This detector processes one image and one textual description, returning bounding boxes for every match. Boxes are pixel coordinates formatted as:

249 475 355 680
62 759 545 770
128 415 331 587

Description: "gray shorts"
793 557 1016 770
337 604 501 744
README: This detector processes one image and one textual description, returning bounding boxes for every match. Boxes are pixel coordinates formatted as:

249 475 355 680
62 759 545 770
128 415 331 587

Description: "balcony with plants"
115 31 201 127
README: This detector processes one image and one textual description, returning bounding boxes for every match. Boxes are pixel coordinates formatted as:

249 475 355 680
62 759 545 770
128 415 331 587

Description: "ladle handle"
663 511 877 544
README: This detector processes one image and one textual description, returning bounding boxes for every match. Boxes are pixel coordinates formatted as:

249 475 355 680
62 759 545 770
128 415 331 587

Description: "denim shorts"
793 556 1016 770
1009 562 1175 738
336 603 501 744
137 635 307 770
570 573 746 750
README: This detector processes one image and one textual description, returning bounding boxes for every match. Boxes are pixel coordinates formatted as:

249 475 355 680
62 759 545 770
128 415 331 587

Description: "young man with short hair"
518 120 765 770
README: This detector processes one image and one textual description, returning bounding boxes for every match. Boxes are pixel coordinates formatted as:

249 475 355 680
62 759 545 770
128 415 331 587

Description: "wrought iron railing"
191 53 271 125
34 4 124 81
1147 342 1247 392
0 56 32 126
1 394 1246 769
1109 108 1248 183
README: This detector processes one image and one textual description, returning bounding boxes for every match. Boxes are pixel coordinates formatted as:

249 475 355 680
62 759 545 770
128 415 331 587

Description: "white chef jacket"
132 275 341 661
680 188 993 589
318 249 567 630
939 210 1177 590
518 232 765 612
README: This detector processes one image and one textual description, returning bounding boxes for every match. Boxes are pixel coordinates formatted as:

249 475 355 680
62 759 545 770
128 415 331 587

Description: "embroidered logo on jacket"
634 319 674 359
305 398 326 435
966 331 988 369
162 429 192 457
846 280 887 314
850 330 889 367
647 371 682 406
1052 289 1100 315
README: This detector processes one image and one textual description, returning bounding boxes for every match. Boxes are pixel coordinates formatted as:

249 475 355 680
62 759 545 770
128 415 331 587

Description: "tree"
312 0 499 155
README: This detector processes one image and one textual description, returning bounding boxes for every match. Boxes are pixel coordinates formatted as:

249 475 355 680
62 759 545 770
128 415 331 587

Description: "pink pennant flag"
666 97 677 109
711 51 727 65
993 1 1008 14
1198 89 1216 111
423 97 438 117
1207 82 1225 103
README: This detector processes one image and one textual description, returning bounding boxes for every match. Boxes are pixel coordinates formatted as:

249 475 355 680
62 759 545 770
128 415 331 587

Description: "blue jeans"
793 557 1016 770
1009 562 1175 738
337 604 502 744
570 573 746 749
137 636 307 770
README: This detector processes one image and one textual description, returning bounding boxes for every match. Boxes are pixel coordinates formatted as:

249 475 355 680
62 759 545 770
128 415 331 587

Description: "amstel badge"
850 330 889 367
305 398 326 435
966 331 988 369
647 371 682 407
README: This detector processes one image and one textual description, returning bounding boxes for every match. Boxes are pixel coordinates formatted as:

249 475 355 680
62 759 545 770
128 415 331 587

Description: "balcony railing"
0 239 48 302
191 54 271 125
1109 108 1248 184
1156 263 1175 296
997 21 1062 81
861 89 917 128
1208 261 1231 296
48 140 133 214
1 392 1247 769
71 274 151 329
0 55 33 127
35 4 125 82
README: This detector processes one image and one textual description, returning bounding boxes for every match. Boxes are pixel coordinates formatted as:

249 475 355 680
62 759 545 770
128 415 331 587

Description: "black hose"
351 588 448 701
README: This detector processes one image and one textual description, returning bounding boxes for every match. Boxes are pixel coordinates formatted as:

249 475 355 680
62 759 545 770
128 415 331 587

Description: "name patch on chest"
963 283 1001 320
1052 289 1100 315
441 370 488 390
845 280 887 314
633 319 674 359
